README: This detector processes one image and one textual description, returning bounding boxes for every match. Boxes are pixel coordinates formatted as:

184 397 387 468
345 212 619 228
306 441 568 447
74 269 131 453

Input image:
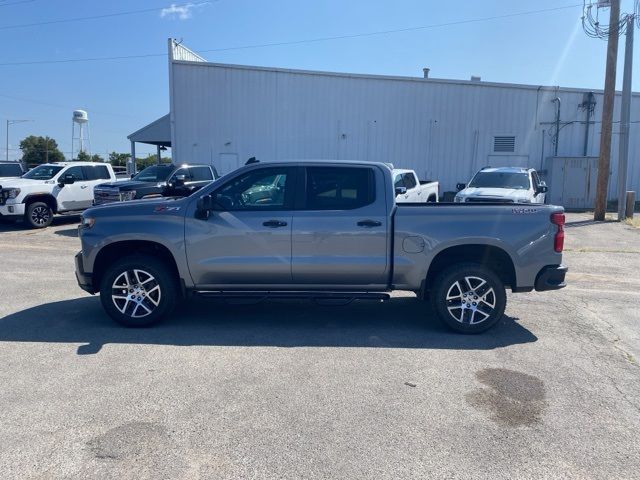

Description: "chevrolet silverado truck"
75 161 567 333
393 169 439 203
93 163 219 205
455 167 548 204
0 162 116 228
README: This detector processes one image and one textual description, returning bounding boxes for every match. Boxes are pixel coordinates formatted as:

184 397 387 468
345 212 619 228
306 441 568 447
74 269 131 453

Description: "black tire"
25 201 53 229
99 255 177 327
430 263 506 334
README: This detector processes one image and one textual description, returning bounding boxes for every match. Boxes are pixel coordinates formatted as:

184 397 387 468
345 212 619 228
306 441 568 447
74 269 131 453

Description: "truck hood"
0 178 54 190
458 187 530 200
86 195 185 215
95 180 157 190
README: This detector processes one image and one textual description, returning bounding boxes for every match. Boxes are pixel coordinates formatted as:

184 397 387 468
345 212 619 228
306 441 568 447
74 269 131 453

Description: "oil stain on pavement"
466 368 547 427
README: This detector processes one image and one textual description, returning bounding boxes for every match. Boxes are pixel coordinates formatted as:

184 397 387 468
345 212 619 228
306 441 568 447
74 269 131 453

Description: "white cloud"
160 3 196 20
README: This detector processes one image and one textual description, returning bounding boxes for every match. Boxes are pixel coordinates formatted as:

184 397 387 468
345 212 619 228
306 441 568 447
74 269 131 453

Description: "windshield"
22 165 64 180
468 171 530 190
133 165 173 182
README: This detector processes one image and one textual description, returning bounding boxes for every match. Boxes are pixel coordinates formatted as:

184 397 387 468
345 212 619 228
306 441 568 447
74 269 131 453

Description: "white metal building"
130 40 640 204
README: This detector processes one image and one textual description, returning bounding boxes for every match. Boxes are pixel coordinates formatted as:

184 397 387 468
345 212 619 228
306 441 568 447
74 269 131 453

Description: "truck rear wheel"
25 201 53 228
99 255 177 327
430 263 506 333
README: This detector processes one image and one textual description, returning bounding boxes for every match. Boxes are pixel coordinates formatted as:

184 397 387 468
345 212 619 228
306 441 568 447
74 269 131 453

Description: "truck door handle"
357 220 382 228
263 220 288 228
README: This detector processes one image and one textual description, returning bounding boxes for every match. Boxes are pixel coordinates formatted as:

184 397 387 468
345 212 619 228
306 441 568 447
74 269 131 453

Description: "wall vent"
493 136 516 153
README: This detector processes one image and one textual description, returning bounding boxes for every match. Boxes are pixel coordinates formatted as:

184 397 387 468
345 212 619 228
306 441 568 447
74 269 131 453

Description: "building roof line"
171 59 640 97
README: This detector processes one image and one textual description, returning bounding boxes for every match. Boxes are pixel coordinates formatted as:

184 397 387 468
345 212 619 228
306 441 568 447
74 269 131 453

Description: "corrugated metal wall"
170 61 640 197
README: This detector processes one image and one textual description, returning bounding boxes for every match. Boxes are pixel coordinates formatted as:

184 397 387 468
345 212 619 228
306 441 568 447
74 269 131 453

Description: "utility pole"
617 14 634 221
594 0 620 221
5 119 31 162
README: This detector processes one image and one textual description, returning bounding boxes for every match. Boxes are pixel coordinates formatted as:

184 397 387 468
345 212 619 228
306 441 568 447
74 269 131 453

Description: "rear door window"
82 165 111 180
189 166 213 181
305 167 375 210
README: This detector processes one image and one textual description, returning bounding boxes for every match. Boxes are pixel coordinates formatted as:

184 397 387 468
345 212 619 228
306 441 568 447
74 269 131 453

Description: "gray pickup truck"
75 161 567 333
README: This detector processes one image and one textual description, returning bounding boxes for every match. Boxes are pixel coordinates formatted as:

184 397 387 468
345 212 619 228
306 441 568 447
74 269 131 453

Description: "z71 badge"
512 207 539 214
153 206 181 213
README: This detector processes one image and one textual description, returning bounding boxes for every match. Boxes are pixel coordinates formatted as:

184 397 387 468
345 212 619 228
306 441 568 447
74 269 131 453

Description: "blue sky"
0 0 637 160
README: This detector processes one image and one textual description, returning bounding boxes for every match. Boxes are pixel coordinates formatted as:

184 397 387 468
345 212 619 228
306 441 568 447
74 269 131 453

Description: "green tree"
89 154 104 163
108 152 130 167
76 150 90 162
19 135 65 166
136 154 172 170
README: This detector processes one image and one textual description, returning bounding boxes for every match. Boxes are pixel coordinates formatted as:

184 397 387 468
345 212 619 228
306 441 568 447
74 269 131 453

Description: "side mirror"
172 174 187 187
130 173 135 179
456 183 466 191
195 194 214 219
58 174 76 187
537 184 549 194
395 186 407 196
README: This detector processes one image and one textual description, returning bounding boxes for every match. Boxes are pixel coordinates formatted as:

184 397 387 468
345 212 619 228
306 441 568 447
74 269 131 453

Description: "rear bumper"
75 251 94 294
535 264 568 291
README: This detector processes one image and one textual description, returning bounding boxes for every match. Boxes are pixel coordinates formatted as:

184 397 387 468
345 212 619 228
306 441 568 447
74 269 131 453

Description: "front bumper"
75 251 94 294
0 202 25 217
535 264 568 291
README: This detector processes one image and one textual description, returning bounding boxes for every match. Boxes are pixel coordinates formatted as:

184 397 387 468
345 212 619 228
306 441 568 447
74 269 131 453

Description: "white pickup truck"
392 169 439 203
0 162 116 228
454 167 548 204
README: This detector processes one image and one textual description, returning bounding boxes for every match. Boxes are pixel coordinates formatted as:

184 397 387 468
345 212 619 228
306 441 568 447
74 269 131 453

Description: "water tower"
72 109 90 159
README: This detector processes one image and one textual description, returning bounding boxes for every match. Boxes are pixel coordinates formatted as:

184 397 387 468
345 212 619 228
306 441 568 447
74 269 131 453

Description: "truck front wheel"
25 201 53 228
99 255 177 327
430 263 506 333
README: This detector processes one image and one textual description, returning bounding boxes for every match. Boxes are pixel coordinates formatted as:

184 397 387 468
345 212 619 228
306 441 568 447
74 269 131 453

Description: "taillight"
551 213 565 253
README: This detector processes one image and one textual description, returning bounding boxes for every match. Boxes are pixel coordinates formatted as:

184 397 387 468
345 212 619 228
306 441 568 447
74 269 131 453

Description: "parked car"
0 162 116 228
392 169 439 203
454 167 548 204
75 161 567 333
0 161 26 183
93 164 219 205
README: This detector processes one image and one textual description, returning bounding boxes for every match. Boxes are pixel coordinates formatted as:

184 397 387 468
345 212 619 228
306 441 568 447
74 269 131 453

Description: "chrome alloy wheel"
30 206 51 226
445 276 496 325
111 269 161 318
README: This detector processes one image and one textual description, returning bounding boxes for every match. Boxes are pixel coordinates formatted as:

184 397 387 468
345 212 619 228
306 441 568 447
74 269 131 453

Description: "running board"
194 290 390 301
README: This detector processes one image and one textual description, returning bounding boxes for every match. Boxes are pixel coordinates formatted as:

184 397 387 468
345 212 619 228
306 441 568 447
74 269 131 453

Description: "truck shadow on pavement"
0 296 537 355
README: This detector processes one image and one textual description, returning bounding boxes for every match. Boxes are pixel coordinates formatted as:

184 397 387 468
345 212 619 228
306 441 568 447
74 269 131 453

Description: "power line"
0 1 212 30
0 0 36 7
0 2 583 66
0 93 141 118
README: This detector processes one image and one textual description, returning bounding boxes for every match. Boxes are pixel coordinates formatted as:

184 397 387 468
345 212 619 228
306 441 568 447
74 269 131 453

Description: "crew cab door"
185 166 297 286
291 166 388 286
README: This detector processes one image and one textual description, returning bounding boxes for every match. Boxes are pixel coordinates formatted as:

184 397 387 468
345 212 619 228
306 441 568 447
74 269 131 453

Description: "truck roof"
46 162 112 167
479 166 532 174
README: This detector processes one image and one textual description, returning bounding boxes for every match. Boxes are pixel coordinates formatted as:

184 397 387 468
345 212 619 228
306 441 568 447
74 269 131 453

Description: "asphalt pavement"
0 213 638 479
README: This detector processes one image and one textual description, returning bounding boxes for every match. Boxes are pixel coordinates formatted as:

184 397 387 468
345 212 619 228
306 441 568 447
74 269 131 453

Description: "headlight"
119 190 136 201
454 196 464 203
6 188 20 199
80 216 95 229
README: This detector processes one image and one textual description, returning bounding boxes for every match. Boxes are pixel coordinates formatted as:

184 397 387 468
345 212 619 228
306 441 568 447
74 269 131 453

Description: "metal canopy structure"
127 114 171 175
127 114 171 147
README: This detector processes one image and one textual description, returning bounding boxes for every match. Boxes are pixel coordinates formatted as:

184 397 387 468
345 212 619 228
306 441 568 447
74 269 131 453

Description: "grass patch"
624 217 640 228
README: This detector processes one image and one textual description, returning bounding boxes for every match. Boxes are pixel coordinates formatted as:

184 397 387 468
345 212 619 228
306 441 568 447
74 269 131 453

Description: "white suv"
0 162 116 228
454 167 548 204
